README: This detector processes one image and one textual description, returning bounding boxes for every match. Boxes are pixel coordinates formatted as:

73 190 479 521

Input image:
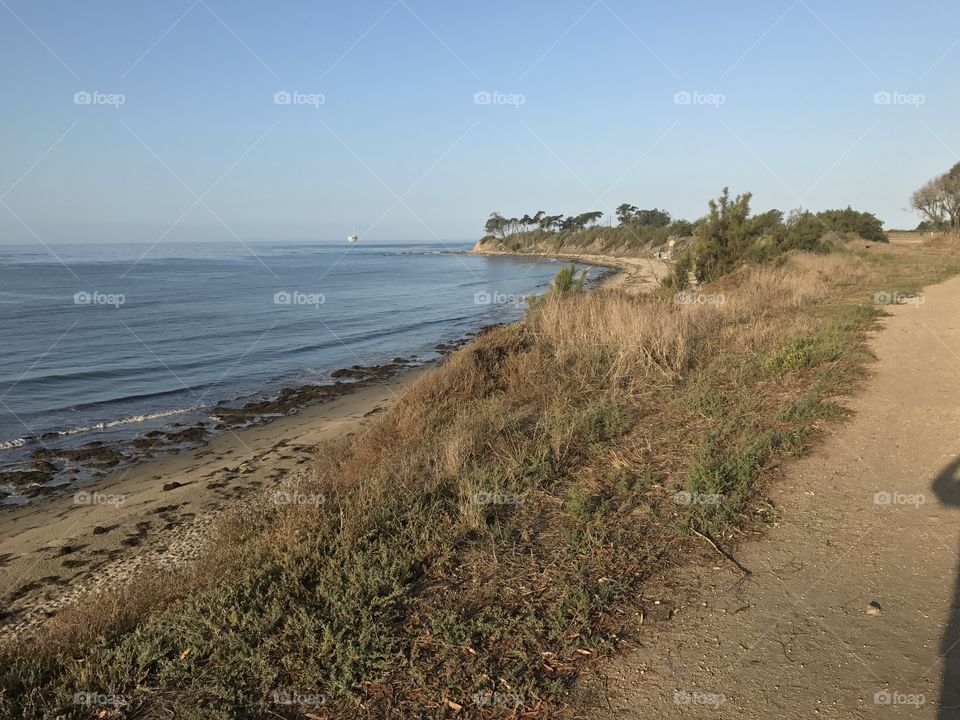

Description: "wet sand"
0 367 427 640
0 257 638 640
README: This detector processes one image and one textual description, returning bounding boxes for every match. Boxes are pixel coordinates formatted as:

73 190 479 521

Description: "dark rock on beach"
32 444 125 468
0 470 53 487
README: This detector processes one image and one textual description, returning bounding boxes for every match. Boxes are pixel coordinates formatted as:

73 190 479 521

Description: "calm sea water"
0 242 590 478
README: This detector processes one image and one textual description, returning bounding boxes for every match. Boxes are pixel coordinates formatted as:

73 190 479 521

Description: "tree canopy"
911 161 960 231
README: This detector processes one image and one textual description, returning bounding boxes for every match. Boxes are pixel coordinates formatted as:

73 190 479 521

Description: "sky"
0 0 958 244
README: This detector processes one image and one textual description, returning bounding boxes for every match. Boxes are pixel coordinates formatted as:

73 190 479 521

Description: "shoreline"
0 335 487 504
470 248 668 294
0 250 658 639
0 365 429 640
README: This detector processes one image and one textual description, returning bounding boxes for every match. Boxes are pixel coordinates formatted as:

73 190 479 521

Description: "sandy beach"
471 249 668 294
0 256 638 640
0 367 428 640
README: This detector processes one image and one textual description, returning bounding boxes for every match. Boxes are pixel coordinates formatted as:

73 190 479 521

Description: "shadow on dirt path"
932 456 960 720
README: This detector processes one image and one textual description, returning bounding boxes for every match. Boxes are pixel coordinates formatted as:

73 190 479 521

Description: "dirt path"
577 273 960 719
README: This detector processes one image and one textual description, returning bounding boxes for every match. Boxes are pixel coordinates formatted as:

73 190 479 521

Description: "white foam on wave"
53 406 204 437
0 438 26 450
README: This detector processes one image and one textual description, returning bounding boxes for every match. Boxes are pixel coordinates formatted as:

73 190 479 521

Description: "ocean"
0 241 594 499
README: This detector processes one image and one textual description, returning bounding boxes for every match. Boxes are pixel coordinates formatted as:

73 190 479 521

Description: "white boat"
347 228 358 244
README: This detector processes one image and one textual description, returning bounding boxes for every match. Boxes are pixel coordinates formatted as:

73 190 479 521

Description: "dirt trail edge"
577 273 960 719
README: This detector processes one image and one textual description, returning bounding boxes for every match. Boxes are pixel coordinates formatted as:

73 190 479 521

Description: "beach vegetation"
2 238 959 719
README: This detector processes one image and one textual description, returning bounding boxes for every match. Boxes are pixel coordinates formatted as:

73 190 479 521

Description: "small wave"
381 250 443 256
52 406 205 437
0 438 26 450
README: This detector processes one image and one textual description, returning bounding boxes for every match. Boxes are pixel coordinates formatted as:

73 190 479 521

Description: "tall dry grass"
527 252 872 388
0 249 907 720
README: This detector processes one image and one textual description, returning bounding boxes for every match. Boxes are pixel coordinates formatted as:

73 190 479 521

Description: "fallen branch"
692 528 752 576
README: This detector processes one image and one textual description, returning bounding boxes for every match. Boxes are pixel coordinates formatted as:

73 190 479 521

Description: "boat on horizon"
347 228 358 244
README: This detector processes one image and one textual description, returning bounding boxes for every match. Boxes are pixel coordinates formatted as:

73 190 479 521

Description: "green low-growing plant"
528 263 588 308
2 241 955 720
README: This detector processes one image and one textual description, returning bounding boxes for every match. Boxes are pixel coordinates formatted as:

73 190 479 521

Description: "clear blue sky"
1 0 958 243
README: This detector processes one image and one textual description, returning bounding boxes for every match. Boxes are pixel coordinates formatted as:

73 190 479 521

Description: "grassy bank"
2 238 958 719
473 225 680 257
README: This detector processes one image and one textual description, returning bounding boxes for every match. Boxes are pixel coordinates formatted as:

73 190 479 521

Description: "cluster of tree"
483 192 887 278
665 188 887 287
484 205 696 245
483 210 603 238
911 161 960 231
615 205 671 227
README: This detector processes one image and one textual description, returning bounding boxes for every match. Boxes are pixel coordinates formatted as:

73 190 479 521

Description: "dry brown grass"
527 252 873 388
4 247 951 720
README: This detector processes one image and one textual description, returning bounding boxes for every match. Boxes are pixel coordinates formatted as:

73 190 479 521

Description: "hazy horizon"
2 0 958 246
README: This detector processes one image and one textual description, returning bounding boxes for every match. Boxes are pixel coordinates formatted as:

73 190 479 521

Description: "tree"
540 214 563 230
484 212 508 239
616 205 671 227
911 162 960 231
616 204 638 226
577 211 603 228
634 208 671 227
815 207 886 242
691 187 754 281
776 210 827 252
